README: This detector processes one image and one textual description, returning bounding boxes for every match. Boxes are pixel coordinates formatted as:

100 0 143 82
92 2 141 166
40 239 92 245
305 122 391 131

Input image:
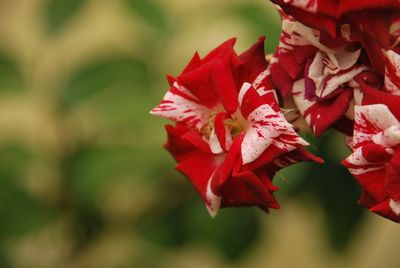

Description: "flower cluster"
269 0 400 222
151 0 400 222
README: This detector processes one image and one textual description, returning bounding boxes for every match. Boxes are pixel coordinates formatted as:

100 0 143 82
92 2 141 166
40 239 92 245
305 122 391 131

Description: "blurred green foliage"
278 131 364 251
125 0 168 33
44 0 86 34
0 53 24 93
61 57 150 109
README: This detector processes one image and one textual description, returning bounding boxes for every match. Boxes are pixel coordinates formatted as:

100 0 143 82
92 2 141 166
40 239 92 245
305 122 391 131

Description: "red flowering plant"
151 37 321 216
152 0 400 222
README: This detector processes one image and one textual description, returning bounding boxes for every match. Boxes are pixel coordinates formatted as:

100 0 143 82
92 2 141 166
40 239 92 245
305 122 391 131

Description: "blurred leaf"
0 178 54 240
232 3 281 53
125 0 167 32
60 57 149 109
0 144 54 240
138 201 189 248
69 145 138 202
0 249 11 268
0 54 24 93
139 196 261 261
44 0 86 34
284 131 364 251
318 164 364 252
187 206 261 260
70 204 104 250
0 143 31 173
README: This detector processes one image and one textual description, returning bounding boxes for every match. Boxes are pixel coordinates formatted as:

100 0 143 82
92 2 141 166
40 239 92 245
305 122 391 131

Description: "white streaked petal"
238 82 252 106
241 103 303 164
282 0 317 12
385 50 400 96
150 85 210 130
345 147 385 175
224 126 233 151
346 147 373 166
292 79 313 126
373 125 400 148
317 66 368 98
390 199 400 216
353 87 363 105
172 81 198 100
209 128 224 154
242 123 273 164
356 104 400 135
252 68 269 89
348 166 384 175
205 174 221 218
331 49 361 71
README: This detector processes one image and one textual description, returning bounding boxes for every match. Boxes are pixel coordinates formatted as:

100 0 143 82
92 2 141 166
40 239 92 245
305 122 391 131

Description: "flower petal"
293 79 353 136
385 50 400 95
352 104 400 148
241 102 307 164
150 81 210 130
219 170 279 211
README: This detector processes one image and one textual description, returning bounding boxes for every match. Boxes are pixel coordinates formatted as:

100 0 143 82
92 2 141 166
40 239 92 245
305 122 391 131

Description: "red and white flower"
151 37 312 165
343 104 400 222
269 11 367 136
151 37 321 216
164 123 280 216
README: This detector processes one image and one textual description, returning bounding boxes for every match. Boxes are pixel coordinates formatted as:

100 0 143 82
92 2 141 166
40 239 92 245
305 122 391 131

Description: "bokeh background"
0 0 399 267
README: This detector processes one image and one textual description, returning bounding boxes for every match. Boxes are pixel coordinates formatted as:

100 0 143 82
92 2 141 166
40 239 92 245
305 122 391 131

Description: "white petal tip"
209 129 224 154
205 175 221 218
241 154 254 165
206 205 219 218
238 82 252 105
390 199 400 216
300 139 310 146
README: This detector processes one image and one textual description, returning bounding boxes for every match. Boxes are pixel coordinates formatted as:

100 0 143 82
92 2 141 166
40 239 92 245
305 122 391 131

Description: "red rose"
151 37 321 216
343 104 400 222
269 11 367 136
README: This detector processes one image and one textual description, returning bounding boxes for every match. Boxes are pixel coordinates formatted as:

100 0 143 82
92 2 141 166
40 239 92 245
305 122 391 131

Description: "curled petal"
151 82 210 130
385 50 400 95
389 199 400 216
242 103 308 164
219 170 279 212
386 151 400 200
352 104 400 148
293 79 353 136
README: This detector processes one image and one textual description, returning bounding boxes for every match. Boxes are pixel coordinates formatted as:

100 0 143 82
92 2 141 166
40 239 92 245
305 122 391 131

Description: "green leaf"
187 206 261 260
283 131 365 252
232 3 281 53
0 54 24 93
125 0 168 32
44 0 86 34
138 197 261 261
60 57 149 109
0 144 54 240
68 146 138 201
138 201 190 248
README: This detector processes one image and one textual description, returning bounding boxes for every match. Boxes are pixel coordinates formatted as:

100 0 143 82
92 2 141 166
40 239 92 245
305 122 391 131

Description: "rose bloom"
268 10 367 136
151 37 321 216
343 104 400 222
269 0 400 222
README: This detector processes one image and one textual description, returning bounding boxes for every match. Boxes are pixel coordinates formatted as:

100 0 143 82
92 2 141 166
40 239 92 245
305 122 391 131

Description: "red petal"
304 88 353 136
219 170 279 211
236 36 268 86
386 151 400 200
214 112 231 152
211 57 239 113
